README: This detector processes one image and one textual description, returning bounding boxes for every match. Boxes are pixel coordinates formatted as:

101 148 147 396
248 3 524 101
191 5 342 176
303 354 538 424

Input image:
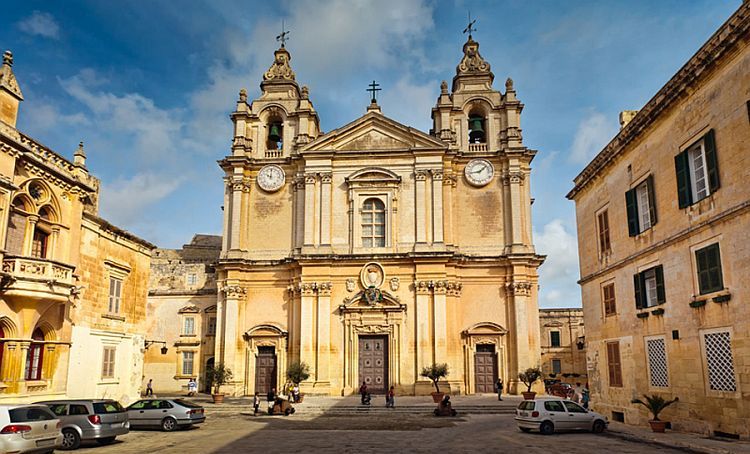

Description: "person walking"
253 392 260 415
359 381 368 405
573 382 583 403
385 386 395 408
187 378 197 396
495 377 503 401
267 387 276 412
582 384 590 409
145 379 153 397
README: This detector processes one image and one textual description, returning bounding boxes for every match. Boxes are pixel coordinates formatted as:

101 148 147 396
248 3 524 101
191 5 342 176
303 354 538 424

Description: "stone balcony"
1 255 75 303
468 143 487 152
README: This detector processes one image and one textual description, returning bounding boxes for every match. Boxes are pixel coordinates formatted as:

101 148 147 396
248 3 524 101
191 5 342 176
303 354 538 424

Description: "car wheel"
61 428 81 450
161 417 177 432
540 421 555 435
290 408 296 414
519 427 532 433
284 408 291 416
96 436 117 445
592 420 606 434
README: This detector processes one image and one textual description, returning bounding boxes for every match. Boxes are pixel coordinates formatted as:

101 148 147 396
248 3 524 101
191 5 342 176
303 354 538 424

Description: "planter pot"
431 392 445 403
522 391 537 400
212 393 225 404
648 420 668 433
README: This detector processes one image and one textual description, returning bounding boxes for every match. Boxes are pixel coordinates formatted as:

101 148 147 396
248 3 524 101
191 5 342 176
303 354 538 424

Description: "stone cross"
366 80 381 103
463 12 477 38
276 20 290 47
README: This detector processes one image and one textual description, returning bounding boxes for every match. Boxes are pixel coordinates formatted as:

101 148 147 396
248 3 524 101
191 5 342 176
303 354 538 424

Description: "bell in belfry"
268 123 282 143
468 116 485 143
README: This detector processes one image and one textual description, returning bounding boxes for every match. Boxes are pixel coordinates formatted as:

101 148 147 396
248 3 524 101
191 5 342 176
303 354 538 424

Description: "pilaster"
415 171 428 245
319 173 332 247
303 175 316 247
315 282 331 390
431 170 444 244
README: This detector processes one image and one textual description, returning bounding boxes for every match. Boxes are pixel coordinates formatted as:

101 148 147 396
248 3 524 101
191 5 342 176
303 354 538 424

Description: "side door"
542 400 568 430
126 400 148 426
562 401 594 430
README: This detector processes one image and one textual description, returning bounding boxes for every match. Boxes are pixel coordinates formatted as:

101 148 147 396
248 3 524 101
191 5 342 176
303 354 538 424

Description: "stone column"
303 175 316 247
23 216 39 256
433 281 447 363
49 227 60 261
319 173 332 247
414 281 432 372
431 171 444 244
18 341 30 384
294 178 305 251
230 180 244 250
220 283 245 395
506 280 533 394
506 170 525 251
298 282 316 389
221 178 230 252
415 171 427 245
315 282 331 390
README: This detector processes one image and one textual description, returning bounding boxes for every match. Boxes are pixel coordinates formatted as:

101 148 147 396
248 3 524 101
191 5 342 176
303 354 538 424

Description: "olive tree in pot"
518 367 543 400
206 363 233 404
631 394 679 433
286 361 310 403
420 363 449 403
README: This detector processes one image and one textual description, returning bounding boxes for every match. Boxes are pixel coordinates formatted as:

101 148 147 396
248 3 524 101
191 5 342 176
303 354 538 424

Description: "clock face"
257 165 286 192
464 159 495 186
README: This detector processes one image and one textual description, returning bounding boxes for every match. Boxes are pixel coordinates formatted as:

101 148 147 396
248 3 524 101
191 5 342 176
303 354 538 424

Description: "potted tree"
286 361 310 403
631 394 679 433
518 367 543 400
205 363 233 404
420 363 449 403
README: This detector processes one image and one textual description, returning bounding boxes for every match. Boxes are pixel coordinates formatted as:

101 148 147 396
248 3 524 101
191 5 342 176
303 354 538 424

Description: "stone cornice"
567 3 750 200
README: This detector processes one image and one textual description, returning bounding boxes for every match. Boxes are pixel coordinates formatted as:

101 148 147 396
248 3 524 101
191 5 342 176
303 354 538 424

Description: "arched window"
24 328 44 381
468 112 486 144
31 230 49 259
361 198 386 247
0 326 4 379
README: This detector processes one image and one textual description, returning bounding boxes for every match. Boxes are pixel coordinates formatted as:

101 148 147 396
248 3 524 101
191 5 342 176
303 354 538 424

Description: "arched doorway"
204 357 214 393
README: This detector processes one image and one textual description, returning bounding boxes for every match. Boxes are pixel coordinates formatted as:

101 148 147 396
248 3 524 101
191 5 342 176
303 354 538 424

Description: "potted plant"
631 394 679 433
286 361 310 403
420 363 449 403
518 367 543 400
205 363 233 404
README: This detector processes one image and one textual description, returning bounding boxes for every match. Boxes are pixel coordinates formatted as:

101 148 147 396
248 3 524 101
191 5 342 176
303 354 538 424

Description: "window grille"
646 338 668 387
704 331 736 392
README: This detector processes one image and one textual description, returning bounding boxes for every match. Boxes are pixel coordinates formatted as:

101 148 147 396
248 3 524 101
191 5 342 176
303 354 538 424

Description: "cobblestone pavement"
84 413 689 454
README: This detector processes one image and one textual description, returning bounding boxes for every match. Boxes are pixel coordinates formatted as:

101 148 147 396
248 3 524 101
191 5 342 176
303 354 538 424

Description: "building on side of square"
567 3 750 438
539 308 586 385
0 51 154 403
214 35 545 397
144 235 220 394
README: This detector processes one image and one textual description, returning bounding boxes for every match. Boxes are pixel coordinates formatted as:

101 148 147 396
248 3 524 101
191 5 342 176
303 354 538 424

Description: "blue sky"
1 0 741 308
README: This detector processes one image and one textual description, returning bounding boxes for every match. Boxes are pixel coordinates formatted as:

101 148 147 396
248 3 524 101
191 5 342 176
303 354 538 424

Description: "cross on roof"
463 11 477 38
366 80 381 103
276 20 290 47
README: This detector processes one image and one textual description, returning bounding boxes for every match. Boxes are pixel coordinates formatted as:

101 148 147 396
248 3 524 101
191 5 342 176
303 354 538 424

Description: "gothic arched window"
24 328 45 380
361 198 386 247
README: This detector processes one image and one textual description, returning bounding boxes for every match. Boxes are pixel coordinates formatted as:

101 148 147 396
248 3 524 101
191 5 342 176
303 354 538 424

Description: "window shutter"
709 244 723 291
634 273 643 309
655 265 666 304
646 175 657 225
704 129 720 192
674 151 692 208
625 188 639 236
695 248 710 293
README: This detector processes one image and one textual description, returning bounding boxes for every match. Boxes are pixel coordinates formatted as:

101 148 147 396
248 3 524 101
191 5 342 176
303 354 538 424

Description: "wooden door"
358 336 388 393
474 345 497 393
255 347 277 394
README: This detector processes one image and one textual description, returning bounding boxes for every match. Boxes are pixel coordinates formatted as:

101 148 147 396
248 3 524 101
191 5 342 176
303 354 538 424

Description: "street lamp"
144 340 168 355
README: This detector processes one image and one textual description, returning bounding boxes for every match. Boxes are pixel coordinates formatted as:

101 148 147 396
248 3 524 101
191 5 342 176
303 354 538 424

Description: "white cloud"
379 76 439 131
569 111 617 164
17 11 60 40
534 219 581 308
23 103 89 131
100 173 183 226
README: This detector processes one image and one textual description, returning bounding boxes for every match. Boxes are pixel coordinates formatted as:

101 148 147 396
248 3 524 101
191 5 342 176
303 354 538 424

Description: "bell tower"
0 51 23 128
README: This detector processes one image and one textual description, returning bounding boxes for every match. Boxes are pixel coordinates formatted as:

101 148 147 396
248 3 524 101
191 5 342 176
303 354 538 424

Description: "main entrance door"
474 344 497 393
358 335 388 393
255 346 277 394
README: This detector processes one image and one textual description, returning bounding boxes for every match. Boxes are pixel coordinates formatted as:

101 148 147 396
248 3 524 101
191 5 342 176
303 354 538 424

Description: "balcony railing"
468 143 487 152
2 256 75 292
265 149 283 158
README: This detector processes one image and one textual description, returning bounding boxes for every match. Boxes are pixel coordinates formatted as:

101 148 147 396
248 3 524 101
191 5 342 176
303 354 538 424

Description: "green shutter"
625 188 639 236
655 266 666 304
634 273 643 309
704 129 720 193
695 248 710 294
646 175 657 226
675 150 692 208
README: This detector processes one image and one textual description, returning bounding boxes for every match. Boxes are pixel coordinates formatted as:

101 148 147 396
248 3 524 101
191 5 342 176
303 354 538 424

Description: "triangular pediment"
302 111 446 153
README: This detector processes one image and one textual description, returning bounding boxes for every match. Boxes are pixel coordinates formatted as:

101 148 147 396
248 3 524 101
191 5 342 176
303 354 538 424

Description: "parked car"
126 399 205 431
548 383 574 399
38 399 128 450
515 397 607 435
0 404 62 454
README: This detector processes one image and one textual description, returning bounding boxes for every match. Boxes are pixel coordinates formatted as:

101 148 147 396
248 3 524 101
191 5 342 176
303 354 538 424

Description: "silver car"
38 399 128 450
126 399 205 431
515 397 608 435
0 404 62 454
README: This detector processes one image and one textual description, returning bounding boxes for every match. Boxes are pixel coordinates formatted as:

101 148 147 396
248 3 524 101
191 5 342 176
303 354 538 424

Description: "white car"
0 404 62 454
515 397 608 435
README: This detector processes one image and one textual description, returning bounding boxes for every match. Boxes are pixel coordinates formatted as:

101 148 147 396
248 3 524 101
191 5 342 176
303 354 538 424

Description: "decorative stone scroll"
263 47 296 81
505 281 533 296
414 280 462 296
221 284 247 299
456 37 491 75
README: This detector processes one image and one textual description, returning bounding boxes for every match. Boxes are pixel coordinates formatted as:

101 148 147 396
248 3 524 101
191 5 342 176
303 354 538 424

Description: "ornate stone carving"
389 277 400 291
505 77 514 92
446 281 463 296
414 280 432 294
456 37 491 75
298 282 317 296
431 170 444 181
318 281 332 296
502 171 526 186
440 80 448 94
222 284 247 299
346 278 356 293
304 175 316 185
506 281 532 296
263 47 296 81
415 170 428 181
301 85 309 99
0 51 23 100
239 88 248 102
319 172 332 184
360 262 385 289
434 280 448 294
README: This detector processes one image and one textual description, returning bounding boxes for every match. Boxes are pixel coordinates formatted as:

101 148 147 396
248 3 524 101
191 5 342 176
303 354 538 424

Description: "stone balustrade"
468 143 487 152
2 256 75 287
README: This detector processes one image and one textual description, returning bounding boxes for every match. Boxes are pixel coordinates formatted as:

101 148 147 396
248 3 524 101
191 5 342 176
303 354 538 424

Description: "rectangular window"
186 273 198 286
108 277 122 313
31 229 49 258
101 346 116 379
182 351 194 376
625 176 657 236
552 359 561 374
183 317 195 336
603 283 616 316
646 337 669 388
606 341 623 387
207 317 217 336
703 331 736 392
675 130 720 208
695 243 723 295
634 265 665 309
550 331 561 347
597 209 611 255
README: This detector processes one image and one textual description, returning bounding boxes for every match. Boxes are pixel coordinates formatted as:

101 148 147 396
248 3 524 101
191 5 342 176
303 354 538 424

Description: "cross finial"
366 80 381 103
276 20 290 47
463 11 477 39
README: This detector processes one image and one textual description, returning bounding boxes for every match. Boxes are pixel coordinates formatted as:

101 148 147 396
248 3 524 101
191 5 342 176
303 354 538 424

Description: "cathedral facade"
215 35 544 396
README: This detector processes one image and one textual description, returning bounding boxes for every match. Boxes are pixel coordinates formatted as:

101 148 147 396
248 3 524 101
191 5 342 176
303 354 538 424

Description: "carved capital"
415 170 428 181
414 280 432 294
434 280 448 294
319 172 333 184
446 281 463 296
222 284 247 299
431 170 444 181
318 281 332 296
503 171 525 186
506 281 532 296
304 175 317 185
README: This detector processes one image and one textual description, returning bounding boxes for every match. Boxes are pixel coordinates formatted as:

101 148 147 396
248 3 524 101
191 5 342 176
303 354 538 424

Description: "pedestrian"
292 383 300 403
253 392 261 415
582 384 590 409
573 382 583 403
359 381 368 405
385 386 395 408
145 379 153 396
495 377 503 401
187 378 197 396
267 387 276 412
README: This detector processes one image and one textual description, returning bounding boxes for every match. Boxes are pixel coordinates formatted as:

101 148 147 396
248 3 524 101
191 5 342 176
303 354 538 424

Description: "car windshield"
93 401 125 413
173 399 202 409
10 406 56 422
517 401 535 410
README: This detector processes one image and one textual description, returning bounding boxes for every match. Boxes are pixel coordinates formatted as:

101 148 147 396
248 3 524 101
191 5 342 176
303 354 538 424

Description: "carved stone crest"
360 262 385 289
389 277 400 291
263 47 296 81
346 278 356 293
363 287 383 306
457 37 491 74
